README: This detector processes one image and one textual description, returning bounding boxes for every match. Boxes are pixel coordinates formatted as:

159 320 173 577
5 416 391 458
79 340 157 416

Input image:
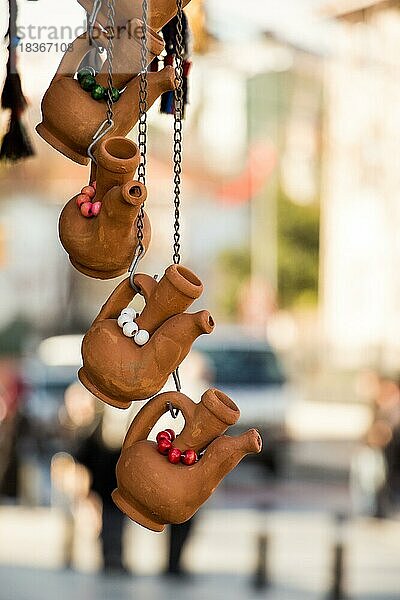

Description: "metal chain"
170 0 184 413
173 0 184 265
135 0 149 260
105 0 116 125
87 0 115 163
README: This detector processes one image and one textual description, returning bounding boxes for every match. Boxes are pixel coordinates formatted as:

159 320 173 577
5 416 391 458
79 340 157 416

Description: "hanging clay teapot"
78 0 192 32
36 31 174 165
112 389 262 531
59 136 150 279
79 267 213 408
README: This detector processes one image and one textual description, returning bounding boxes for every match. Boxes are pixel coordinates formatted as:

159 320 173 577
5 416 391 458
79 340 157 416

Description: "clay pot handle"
133 273 158 303
122 391 196 450
93 278 139 324
52 30 108 83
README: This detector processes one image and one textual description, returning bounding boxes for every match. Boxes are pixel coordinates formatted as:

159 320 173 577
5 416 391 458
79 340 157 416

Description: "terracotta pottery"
36 32 174 165
95 19 165 89
78 276 214 408
78 0 192 32
133 265 203 334
59 136 150 279
112 389 262 531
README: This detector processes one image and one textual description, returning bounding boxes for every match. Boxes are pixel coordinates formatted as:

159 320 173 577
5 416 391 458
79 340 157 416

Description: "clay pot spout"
198 430 263 479
59 137 151 279
170 309 215 349
176 388 240 452
133 265 203 335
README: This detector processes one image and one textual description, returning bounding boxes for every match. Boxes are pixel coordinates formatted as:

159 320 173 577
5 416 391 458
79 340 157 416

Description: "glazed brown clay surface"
79 276 214 408
59 136 150 279
112 390 262 531
78 0 192 31
36 32 174 165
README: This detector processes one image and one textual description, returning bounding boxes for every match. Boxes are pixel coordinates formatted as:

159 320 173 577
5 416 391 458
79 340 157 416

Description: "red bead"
81 185 96 199
168 447 182 464
76 193 91 209
165 428 176 441
91 201 102 216
157 438 172 455
80 202 94 217
181 449 197 466
156 430 171 444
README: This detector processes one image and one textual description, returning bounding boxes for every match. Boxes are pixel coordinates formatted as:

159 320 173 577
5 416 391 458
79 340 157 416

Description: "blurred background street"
2 0 400 598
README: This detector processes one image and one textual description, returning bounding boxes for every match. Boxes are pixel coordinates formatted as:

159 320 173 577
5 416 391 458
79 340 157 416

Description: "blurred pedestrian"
166 521 193 577
352 371 400 517
0 359 25 499
163 350 213 578
75 404 130 575
350 420 391 518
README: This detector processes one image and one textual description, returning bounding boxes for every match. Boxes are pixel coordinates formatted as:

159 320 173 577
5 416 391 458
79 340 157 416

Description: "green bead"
80 75 96 91
110 87 121 103
77 68 95 83
91 84 106 101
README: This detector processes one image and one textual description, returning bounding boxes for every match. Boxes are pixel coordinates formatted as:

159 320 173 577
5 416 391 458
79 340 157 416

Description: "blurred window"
203 349 285 386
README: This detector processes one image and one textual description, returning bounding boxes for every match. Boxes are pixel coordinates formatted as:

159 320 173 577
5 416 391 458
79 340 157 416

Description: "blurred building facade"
322 0 400 369
0 16 323 340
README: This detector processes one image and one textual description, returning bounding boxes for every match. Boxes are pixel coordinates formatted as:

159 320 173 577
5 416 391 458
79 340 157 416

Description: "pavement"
1 566 400 600
1 463 400 599
1 505 400 599
0 568 322 600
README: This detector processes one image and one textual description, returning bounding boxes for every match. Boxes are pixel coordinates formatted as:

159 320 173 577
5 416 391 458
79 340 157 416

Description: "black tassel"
2 71 27 113
1 0 35 162
160 12 191 116
0 112 35 161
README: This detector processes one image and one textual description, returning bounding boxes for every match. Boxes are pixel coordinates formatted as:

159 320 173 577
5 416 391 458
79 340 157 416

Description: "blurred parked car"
195 326 297 473
19 335 85 504
22 335 83 424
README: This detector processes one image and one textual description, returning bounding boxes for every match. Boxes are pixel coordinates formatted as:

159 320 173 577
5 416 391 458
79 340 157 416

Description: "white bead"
134 329 150 346
117 314 133 328
121 307 135 317
123 321 139 338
